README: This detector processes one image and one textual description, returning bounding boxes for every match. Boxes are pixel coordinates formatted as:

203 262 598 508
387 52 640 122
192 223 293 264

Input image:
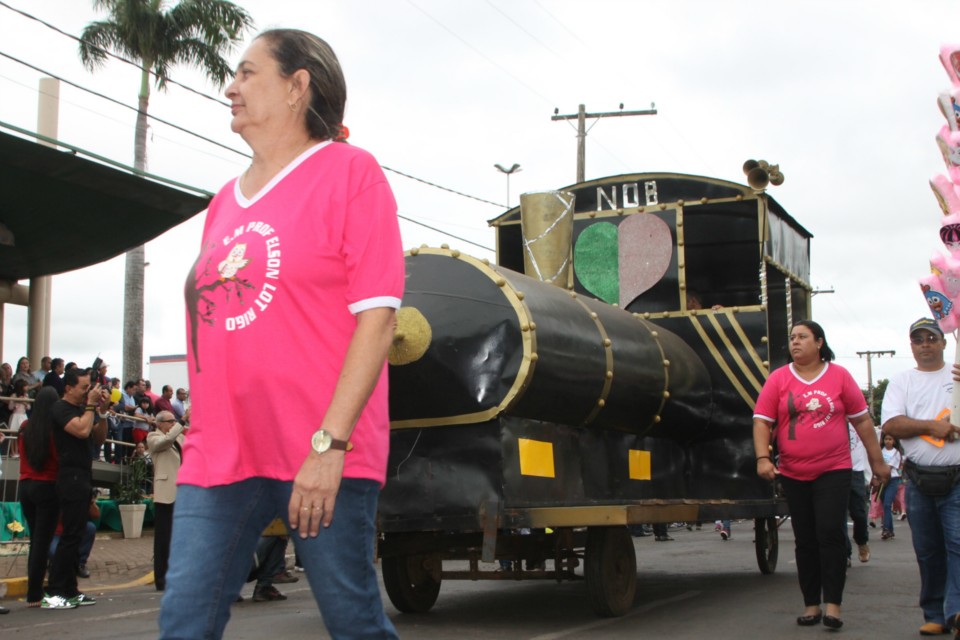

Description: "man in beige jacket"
147 410 185 591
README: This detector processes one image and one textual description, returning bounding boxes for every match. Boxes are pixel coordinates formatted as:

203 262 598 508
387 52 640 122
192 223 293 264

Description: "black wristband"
756 456 771 462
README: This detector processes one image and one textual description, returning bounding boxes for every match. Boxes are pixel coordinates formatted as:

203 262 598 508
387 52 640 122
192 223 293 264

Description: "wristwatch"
310 429 353 454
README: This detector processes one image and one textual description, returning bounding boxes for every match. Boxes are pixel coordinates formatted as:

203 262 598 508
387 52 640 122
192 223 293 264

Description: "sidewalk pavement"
0 528 157 601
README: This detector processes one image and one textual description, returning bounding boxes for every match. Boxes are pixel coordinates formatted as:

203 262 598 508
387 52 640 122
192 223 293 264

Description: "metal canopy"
0 130 211 281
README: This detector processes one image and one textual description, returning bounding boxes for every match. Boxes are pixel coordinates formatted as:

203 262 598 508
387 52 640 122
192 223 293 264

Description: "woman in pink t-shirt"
753 320 888 630
159 29 402 640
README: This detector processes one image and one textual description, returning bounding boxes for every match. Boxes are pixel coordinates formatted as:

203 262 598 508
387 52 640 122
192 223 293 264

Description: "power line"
382 166 503 207
0 0 231 107
0 49 249 160
404 0 557 107
0 2 506 245
398 213 494 254
532 0 588 48
484 0 566 62
0 51 503 210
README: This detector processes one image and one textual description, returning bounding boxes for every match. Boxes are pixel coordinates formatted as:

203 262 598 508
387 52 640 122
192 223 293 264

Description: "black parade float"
378 162 810 616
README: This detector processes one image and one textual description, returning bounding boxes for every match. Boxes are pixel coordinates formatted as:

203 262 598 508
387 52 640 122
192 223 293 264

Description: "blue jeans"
158 477 398 640
906 479 960 626
883 477 902 532
49 520 96 566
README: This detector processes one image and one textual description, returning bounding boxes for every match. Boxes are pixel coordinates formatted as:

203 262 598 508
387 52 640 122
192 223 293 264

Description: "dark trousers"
18 479 59 603
104 421 120 463
48 469 91 599
154 501 175 589
845 470 869 557
247 536 286 588
781 469 852 606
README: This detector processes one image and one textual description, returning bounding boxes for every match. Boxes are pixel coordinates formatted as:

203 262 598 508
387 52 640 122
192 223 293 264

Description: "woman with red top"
18 387 61 607
753 320 889 630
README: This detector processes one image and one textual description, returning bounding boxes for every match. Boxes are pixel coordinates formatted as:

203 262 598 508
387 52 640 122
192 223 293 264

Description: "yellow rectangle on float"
518 438 555 478
629 450 651 480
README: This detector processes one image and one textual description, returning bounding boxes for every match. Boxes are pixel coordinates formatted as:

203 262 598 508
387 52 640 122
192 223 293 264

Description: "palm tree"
79 0 253 382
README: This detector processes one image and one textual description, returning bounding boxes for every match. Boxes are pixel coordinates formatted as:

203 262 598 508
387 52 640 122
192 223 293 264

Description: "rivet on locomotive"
378 167 811 617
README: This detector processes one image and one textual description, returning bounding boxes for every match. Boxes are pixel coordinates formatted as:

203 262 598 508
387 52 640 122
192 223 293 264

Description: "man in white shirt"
32 356 51 385
882 318 960 637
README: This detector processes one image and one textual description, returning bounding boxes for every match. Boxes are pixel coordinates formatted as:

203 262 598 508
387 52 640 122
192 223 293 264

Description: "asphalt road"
0 521 924 639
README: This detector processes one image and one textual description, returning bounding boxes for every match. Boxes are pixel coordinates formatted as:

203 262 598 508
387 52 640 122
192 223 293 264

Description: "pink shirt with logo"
753 362 868 482
180 141 404 488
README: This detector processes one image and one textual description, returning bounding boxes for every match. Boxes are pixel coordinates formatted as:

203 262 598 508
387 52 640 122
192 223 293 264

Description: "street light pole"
494 163 522 207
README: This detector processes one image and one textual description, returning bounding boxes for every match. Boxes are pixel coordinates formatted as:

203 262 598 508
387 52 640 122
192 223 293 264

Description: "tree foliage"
862 378 889 422
78 0 253 382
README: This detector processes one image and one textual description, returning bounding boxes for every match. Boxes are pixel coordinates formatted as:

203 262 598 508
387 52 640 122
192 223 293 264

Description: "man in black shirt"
42 368 110 610
42 357 65 397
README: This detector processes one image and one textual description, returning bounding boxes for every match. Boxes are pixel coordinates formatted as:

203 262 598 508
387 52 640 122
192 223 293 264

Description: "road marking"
1 607 160 632
527 590 701 640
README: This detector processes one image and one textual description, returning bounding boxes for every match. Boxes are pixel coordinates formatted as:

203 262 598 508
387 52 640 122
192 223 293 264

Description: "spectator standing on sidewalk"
147 410 185 591
43 369 110 610
17 387 60 607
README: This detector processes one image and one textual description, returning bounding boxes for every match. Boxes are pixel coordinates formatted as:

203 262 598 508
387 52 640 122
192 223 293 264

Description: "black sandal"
823 615 843 630
797 612 823 626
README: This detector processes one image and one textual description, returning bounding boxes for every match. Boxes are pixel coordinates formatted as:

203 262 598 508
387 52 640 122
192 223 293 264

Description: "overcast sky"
0 0 957 389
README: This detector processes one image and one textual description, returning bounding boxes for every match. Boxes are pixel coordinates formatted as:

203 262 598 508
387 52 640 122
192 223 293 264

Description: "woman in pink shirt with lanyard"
754 320 888 630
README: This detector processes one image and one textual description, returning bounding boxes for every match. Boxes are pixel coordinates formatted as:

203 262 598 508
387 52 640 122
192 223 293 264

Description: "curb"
0 570 155 601
0 576 27 599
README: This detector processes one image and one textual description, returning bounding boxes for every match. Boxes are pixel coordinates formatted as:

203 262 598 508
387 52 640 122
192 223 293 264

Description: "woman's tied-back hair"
791 319 836 362
257 29 346 142
23 386 60 472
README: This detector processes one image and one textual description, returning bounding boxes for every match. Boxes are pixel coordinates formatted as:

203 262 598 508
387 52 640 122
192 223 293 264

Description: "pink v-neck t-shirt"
754 362 868 481
180 141 404 487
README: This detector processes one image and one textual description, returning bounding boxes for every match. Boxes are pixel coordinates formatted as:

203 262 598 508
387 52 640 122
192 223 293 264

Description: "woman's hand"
757 458 778 482
288 451 345 538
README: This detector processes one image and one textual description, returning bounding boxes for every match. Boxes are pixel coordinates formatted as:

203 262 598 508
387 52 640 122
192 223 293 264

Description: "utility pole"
551 103 657 183
857 349 895 415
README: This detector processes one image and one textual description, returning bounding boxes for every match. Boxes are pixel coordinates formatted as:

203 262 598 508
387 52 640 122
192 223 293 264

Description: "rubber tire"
755 516 779 575
585 526 637 617
381 553 442 613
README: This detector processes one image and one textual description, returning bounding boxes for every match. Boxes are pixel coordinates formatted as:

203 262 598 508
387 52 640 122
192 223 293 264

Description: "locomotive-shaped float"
378 169 811 616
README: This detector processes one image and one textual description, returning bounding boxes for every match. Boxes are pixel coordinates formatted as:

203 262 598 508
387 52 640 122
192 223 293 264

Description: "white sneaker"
41 595 77 610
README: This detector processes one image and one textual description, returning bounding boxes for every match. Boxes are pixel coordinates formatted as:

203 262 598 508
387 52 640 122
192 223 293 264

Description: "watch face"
311 430 331 453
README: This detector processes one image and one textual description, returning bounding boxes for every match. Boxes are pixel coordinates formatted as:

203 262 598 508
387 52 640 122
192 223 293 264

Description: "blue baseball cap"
909 317 945 338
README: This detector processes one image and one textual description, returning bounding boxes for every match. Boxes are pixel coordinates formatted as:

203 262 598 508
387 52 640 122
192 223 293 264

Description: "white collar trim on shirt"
788 361 830 385
233 140 332 208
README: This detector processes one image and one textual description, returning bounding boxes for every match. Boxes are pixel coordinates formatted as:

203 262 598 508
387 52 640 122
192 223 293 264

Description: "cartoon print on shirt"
218 243 251 280
785 389 837 440
186 221 282 373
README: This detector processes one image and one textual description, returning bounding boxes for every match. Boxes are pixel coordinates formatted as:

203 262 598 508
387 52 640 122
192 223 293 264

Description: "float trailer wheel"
585 526 637 617
381 553 442 613
754 516 779 575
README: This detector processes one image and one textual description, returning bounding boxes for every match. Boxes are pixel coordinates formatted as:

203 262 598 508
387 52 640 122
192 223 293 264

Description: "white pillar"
29 78 59 366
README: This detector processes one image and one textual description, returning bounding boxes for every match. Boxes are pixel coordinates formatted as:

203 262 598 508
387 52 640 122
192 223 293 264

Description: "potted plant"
114 457 148 539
